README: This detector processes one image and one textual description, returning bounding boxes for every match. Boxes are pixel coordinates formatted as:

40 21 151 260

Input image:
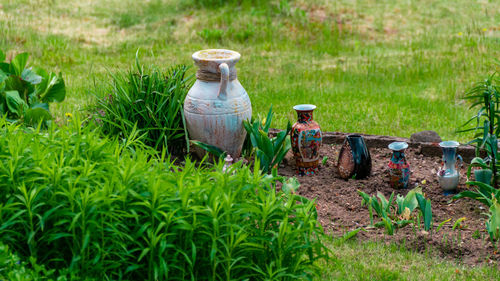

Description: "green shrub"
243 106 292 174
458 72 500 188
91 56 191 155
0 50 66 126
358 188 434 234
0 242 63 281
0 118 328 280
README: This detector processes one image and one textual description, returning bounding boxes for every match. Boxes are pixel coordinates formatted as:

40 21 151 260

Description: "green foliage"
453 181 500 207
358 188 434 234
416 193 433 231
486 198 500 241
198 28 224 42
0 50 65 125
0 242 64 281
453 180 500 242
459 73 500 188
243 106 292 174
190 140 226 159
0 118 328 280
91 55 192 154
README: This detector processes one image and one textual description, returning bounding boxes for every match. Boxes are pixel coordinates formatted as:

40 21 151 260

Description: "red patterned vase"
291 104 322 176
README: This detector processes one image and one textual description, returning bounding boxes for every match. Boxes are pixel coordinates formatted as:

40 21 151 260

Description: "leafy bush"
455 73 500 242
0 50 66 125
486 198 500 241
458 72 500 188
0 242 63 281
358 188 434 234
0 118 328 280
453 181 500 242
91 56 191 154
243 106 292 174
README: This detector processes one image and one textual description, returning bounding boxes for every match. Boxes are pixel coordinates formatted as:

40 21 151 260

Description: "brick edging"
269 129 481 162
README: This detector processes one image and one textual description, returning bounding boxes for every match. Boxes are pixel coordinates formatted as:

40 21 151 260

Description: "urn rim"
293 104 316 112
439 140 460 148
192 49 241 63
388 141 408 151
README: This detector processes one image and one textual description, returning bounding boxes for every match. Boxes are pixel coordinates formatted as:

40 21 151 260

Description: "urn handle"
218 63 229 100
457 154 463 168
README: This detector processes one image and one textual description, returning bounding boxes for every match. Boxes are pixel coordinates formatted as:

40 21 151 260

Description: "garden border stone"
269 129 482 162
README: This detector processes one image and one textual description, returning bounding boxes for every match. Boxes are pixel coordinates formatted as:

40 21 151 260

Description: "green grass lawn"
2 0 500 279
2 0 500 140
321 239 499 281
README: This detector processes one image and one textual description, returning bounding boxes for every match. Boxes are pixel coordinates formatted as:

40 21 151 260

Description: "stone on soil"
410 130 442 143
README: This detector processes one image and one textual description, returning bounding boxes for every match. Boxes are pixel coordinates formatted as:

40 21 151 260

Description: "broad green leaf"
0 68 6 84
487 199 500 241
4 75 24 93
31 102 49 111
38 72 66 102
273 130 287 153
9 52 28 76
0 49 4 62
24 107 52 125
282 177 300 194
401 188 421 214
424 199 432 231
190 140 226 158
5 90 25 116
259 130 274 158
0 62 8 74
21 67 42 85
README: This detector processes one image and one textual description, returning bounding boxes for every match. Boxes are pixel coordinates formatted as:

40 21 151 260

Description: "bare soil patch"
280 143 500 266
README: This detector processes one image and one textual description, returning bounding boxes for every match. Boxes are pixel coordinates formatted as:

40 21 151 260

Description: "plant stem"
489 93 499 189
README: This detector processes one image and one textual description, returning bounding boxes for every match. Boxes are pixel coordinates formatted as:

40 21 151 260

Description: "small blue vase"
437 141 462 194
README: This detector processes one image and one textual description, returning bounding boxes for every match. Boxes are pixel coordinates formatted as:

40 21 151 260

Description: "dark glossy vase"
291 104 322 176
337 135 372 179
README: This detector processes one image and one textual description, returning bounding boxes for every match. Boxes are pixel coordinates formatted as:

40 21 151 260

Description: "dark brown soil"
279 144 500 266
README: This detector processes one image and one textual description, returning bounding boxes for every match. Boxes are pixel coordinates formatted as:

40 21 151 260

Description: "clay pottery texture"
388 142 410 189
337 135 372 179
291 104 322 176
184 49 251 158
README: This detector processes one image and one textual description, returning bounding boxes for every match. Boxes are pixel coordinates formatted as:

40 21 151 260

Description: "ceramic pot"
184 49 252 158
388 141 410 189
437 141 462 193
474 169 492 185
291 104 322 176
337 135 372 179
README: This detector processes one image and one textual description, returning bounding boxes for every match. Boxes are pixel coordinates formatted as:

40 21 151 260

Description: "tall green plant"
243 106 292 174
0 117 328 280
486 198 500 241
458 73 500 188
0 50 66 125
92 54 191 154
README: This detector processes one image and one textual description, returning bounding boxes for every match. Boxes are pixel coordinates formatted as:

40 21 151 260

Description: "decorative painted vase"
388 142 410 189
337 135 372 179
291 104 322 176
184 49 252 158
437 141 462 193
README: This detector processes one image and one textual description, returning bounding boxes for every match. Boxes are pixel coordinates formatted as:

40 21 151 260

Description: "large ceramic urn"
184 49 252 158
291 104 322 176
